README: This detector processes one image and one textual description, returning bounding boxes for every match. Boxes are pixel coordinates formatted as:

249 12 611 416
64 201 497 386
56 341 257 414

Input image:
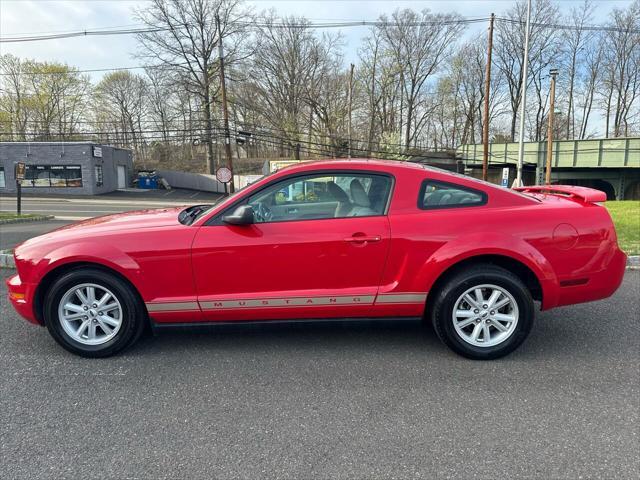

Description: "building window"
0 167 5 188
25 165 50 187
49 166 67 187
65 166 82 187
95 165 103 187
24 165 83 188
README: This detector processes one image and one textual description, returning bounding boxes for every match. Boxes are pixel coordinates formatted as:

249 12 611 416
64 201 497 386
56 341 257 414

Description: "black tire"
430 264 534 360
43 267 146 358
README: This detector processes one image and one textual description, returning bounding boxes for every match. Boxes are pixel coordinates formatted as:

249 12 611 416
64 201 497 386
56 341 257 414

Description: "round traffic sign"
216 167 232 183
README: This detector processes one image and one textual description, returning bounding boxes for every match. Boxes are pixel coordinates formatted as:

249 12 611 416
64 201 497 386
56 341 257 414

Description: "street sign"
14 162 26 216
15 162 26 181
269 160 300 172
501 167 509 187
216 166 232 184
92 146 103 158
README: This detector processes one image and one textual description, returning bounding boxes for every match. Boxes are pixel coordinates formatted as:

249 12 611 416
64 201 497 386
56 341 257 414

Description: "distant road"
1 199 158 220
1 220 72 250
0 189 222 220
0 189 223 249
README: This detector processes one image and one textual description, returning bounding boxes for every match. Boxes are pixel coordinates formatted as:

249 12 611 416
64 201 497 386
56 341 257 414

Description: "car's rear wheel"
431 265 534 360
43 268 145 357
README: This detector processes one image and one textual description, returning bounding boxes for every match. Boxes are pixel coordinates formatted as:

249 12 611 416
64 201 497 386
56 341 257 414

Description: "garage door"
117 165 127 189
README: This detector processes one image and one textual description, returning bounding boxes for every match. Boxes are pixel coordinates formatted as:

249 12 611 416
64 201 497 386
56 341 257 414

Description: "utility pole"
515 0 532 187
347 63 355 158
545 69 559 185
216 14 235 193
482 13 495 181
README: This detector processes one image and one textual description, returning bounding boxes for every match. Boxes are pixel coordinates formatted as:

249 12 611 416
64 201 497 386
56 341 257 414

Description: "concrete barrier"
156 170 225 193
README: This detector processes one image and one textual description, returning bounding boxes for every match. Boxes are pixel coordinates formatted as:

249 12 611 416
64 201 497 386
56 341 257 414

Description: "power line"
0 124 419 158
0 116 439 151
0 18 484 43
4 15 633 43
0 62 190 76
0 26 167 43
5 117 637 157
496 17 640 34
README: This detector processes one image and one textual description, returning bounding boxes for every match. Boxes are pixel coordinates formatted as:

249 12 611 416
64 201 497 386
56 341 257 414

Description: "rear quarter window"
419 180 487 210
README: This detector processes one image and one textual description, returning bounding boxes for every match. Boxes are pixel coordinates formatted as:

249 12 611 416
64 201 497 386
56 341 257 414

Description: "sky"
0 0 633 83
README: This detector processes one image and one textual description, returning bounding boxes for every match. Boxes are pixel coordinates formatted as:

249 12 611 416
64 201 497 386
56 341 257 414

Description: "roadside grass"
606 201 640 256
0 212 41 220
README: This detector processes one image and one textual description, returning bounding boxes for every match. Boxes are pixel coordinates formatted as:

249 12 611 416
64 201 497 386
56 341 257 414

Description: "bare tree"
601 0 640 137
378 9 465 148
578 37 603 138
0 56 90 141
24 62 90 140
495 0 562 141
562 0 595 139
95 71 148 157
0 55 28 140
145 67 180 142
358 30 382 157
135 0 250 172
244 13 344 155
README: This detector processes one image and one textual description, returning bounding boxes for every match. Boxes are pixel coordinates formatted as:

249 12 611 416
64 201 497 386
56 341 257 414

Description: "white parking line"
22 209 123 214
54 216 91 221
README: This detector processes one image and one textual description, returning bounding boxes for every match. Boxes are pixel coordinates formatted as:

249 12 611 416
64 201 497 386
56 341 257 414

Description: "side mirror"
222 205 255 225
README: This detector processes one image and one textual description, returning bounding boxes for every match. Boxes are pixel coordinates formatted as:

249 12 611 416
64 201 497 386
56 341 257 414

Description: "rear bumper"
6 274 40 325
553 247 627 308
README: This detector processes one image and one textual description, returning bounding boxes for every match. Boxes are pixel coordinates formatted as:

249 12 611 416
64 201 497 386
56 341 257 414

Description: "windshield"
178 173 268 225
178 204 214 225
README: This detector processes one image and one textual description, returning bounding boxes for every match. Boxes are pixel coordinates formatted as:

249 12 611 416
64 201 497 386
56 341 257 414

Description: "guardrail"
458 137 640 169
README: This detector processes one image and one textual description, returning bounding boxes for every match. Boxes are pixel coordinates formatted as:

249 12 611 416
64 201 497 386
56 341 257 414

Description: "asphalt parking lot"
1 267 638 479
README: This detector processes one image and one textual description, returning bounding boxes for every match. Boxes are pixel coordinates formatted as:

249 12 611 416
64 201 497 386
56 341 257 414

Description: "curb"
0 215 54 225
1 251 638 271
0 250 15 269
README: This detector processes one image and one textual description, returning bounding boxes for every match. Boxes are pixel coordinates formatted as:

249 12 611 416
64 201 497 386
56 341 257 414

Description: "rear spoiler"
514 185 607 203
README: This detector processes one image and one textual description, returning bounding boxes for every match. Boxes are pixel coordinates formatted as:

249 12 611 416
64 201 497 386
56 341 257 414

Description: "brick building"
0 142 133 195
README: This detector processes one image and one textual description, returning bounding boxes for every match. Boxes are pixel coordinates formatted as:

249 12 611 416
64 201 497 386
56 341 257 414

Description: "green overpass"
457 137 640 200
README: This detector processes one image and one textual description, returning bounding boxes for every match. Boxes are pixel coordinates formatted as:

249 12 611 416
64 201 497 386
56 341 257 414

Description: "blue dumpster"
137 171 159 189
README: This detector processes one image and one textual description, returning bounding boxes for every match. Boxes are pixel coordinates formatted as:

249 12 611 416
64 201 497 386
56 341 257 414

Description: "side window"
246 173 392 223
419 180 486 209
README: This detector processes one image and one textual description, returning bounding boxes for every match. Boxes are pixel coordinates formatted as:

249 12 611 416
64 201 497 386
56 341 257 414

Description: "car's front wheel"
43 268 145 357
431 264 534 360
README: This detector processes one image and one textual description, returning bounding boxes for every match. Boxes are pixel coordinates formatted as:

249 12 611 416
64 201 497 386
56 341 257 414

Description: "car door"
191 171 394 321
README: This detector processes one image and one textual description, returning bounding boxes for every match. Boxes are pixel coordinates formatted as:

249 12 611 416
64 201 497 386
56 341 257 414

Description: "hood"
19 206 186 248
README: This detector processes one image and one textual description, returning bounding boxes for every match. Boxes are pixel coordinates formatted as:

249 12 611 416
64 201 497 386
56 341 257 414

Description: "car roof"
278 158 428 172
274 158 537 205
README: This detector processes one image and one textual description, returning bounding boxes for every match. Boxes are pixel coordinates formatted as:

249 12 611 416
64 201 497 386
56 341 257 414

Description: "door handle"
344 235 381 243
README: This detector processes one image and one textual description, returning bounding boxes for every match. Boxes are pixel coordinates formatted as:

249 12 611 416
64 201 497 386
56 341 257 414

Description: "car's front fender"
17 241 142 289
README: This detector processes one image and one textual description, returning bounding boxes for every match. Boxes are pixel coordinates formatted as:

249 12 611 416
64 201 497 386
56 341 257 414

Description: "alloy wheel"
58 283 123 345
452 283 519 348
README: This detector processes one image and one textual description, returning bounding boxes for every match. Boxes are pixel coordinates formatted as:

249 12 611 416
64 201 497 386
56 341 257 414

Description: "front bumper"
6 274 40 325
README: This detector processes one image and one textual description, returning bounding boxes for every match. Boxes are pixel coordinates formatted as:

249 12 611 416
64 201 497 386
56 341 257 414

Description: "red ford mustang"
7 159 626 359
